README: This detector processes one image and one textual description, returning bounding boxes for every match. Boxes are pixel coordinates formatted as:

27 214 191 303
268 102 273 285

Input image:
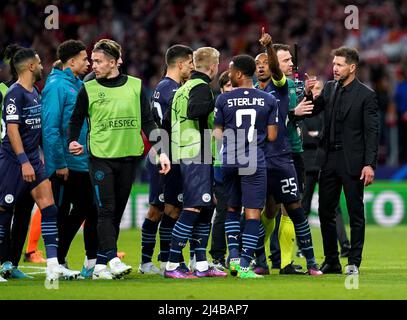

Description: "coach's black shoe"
320 261 342 274
280 262 306 275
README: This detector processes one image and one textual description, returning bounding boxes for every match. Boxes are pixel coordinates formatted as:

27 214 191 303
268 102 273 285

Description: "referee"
68 39 170 280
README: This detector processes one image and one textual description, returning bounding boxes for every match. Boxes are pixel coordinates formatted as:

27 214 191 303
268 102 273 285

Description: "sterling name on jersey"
214 88 278 168
1 83 42 161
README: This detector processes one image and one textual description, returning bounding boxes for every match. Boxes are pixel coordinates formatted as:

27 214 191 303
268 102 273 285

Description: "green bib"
0 82 8 100
171 78 214 162
85 76 144 158
0 82 9 142
287 78 303 153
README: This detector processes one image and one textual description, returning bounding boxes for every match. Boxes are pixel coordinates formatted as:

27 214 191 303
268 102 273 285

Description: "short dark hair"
13 48 37 74
231 54 256 77
218 70 230 88
331 46 359 66
272 43 290 53
165 45 193 67
57 40 86 63
4 44 24 79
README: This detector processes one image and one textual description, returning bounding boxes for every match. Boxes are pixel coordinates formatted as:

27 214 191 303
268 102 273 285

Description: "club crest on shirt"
177 193 183 203
5 194 14 204
95 170 105 181
159 193 164 203
202 193 211 203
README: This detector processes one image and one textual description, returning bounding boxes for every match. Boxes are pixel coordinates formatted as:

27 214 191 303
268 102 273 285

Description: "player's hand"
56 167 69 181
304 73 317 95
259 27 272 47
360 165 374 186
22 162 36 183
159 153 171 175
69 141 84 155
308 131 319 137
294 98 314 116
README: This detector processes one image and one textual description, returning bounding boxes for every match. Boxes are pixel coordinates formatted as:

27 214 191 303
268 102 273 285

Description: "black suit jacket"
301 113 325 172
308 78 379 176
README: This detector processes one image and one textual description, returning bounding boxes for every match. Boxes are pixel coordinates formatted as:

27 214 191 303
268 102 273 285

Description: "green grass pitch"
2 226 407 300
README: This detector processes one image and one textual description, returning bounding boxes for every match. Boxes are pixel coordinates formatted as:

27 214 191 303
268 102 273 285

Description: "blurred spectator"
395 58 407 164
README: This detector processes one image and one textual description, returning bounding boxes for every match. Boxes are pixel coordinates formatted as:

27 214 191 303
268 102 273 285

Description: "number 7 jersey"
214 88 278 168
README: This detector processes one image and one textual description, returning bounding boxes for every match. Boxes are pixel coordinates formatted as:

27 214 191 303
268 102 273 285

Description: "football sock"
225 211 241 259
168 210 199 263
286 206 317 268
241 219 260 268
260 212 275 244
41 205 59 259
192 222 211 262
159 214 177 262
279 215 295 268
141 218 159 263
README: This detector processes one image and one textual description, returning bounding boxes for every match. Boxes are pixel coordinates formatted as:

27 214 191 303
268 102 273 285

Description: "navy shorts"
223 166 267 209
146 159 164 210
0 153 47 208
267 154 301 204
180 163 213 208
163 164 183 208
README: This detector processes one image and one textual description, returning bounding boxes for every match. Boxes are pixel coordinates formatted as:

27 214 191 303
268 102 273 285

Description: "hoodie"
42 67 89 177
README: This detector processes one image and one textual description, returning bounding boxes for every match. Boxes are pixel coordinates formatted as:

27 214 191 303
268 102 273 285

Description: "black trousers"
0 191 33 266
302 170 350 249
209 183 227 261
319 149 365 267
89 157 139 252
51 170 98 264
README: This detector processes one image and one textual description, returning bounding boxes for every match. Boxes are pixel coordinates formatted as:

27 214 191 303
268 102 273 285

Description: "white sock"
94 264 107 272
87 258 96 269
195 261 209 272
47 257 59 268
166 262 179 271
160 261 167 270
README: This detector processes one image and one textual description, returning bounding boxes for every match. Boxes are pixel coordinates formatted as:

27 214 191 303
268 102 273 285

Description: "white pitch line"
25 271 46 275
19 266 46 270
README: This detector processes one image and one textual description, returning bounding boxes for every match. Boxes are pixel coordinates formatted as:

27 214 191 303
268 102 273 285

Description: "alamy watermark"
44 5 59 30
148 128 260 175
344 275 359 290
344 5 359 30
44 278 59 290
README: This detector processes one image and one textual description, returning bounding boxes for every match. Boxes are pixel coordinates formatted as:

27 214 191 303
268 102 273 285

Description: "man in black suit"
300 93 351 258
295 47 379 275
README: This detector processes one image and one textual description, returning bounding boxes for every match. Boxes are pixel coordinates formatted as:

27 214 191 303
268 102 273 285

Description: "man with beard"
0 48 62 283
294 47 379 275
